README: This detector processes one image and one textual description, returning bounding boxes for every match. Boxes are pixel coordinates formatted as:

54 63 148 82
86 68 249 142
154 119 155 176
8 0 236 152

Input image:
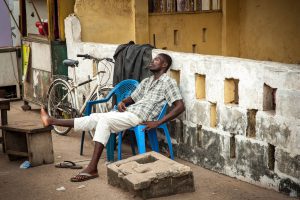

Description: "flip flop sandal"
70 172 99 182
55 161 83 169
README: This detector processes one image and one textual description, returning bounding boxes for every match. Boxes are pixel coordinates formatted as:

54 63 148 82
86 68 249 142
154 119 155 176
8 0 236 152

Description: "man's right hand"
117 101 126 112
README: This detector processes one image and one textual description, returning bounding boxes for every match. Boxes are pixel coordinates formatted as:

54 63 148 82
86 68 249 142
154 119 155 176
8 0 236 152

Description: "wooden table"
1 122 54 166
0 98 10 153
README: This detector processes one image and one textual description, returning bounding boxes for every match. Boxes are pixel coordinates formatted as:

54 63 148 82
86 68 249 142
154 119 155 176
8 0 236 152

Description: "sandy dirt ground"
0 101 295 200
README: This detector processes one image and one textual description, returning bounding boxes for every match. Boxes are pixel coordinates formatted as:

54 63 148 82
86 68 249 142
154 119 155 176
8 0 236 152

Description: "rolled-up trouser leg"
74 111 142 146
93 111 142 146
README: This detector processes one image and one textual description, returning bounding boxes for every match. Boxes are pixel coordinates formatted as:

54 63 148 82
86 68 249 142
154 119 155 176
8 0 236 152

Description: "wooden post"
0 98 10 153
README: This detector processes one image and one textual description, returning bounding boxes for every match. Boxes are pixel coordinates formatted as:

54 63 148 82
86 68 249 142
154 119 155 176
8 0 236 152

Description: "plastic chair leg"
117 132 122 160
162 125 174 160
106 134 116 162
80 131 85 155
134 126 146 154
148 129 159 152
129 132 136 156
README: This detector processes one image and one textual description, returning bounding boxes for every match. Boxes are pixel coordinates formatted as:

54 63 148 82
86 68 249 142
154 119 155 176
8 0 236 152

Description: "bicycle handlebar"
76 54 114 63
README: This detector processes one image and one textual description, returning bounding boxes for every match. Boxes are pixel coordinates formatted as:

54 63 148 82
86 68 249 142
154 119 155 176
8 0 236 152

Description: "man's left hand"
142 121 161 131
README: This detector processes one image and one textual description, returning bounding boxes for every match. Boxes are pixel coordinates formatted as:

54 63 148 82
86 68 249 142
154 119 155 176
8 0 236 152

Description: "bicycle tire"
87 87 113 139
47 79 77 135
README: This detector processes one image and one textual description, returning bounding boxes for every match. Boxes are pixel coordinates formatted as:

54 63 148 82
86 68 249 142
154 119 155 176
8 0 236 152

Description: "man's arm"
117 96 135 112
143 99 185 130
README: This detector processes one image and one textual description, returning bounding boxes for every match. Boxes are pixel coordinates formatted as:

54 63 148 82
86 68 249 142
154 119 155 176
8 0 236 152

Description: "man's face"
148 55 167 72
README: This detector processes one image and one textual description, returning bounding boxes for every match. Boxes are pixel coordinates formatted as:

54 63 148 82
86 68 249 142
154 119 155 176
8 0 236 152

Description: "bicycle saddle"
63 59 79 67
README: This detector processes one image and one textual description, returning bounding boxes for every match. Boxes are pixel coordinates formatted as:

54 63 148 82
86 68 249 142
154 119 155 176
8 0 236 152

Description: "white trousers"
74 111 142 146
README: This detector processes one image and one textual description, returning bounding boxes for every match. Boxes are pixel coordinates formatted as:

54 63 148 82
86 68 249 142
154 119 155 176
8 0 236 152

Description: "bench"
0 122 54 167
0 98 10 153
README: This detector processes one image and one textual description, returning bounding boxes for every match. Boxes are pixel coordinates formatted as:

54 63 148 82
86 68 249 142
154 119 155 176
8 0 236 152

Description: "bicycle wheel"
88 87 113 139
47 79 77 135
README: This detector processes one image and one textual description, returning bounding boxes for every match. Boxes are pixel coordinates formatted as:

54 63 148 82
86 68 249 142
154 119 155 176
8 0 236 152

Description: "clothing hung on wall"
113 41 154 85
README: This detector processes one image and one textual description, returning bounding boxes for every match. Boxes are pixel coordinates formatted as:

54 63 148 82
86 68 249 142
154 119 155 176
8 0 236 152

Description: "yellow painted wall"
149 12 222 55
134 0 149 44
238 0 300 64
210 103 217 128
221 0 240 57
170 70 180 85
195 74 206 99
74 0 135 44
72 0 300 64
58 0 75 41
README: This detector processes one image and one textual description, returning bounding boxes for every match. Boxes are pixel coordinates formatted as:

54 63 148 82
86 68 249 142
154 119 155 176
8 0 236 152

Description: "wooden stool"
0 98 10 153
0 122 54 166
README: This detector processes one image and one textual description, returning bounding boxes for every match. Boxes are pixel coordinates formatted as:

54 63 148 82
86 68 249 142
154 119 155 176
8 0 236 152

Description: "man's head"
148 53 172 73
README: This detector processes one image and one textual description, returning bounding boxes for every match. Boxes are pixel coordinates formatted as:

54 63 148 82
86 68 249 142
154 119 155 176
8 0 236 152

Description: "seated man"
41 53 185 182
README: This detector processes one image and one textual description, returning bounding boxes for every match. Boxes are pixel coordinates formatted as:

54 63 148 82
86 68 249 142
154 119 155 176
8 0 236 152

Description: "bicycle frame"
63 60 112 116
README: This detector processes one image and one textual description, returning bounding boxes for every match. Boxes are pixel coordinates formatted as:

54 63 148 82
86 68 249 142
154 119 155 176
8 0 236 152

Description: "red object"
35 21 48 35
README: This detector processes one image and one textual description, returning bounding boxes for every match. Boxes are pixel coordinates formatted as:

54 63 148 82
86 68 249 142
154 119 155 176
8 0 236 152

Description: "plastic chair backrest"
105 79 139 105
85 79 139 116
157 102 168 120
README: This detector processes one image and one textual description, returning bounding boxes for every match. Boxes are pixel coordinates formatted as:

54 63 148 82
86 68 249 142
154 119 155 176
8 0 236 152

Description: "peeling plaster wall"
65 15 300 197
156 49 300 197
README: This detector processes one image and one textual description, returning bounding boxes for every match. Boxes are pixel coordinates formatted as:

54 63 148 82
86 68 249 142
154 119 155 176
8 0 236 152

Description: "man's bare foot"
41 107 52 127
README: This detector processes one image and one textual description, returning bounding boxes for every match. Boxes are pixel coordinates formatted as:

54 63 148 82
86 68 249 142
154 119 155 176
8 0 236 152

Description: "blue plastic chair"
117 102 174 160
80 79 139 158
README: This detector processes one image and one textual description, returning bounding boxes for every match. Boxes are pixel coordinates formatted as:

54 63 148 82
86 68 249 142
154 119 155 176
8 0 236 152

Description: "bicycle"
47 54 114 136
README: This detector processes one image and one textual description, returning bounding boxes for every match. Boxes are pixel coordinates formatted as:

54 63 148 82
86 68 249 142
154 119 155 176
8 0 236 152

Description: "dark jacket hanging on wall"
113 41 154 85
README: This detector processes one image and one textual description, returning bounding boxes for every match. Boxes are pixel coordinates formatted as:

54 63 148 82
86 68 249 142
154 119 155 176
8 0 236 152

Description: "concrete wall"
65 15 300 197
158 49 300 197
149 12 222 55
238 0 300 64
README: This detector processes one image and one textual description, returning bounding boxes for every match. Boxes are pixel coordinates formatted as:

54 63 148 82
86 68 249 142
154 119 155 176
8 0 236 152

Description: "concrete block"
283 71 300 90
222 60 264 110
276 89 300 119
235 136 270 181
276 148 300 180
218 105 247 135
263 64 300 91
256 112 291 149
168 119 183 143
279 178 300 197
176 127 229 172
188 100 210 126
107 152 195 199
65 15 82 44
182 122 199 147
205 75 223 104
191 57 223 104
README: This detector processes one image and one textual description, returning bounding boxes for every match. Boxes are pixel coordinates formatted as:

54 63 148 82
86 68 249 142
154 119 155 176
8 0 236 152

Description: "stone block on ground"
107 151 195 199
